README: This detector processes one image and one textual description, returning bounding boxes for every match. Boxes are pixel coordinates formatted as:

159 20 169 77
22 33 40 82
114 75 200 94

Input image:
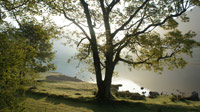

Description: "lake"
52 7 200 95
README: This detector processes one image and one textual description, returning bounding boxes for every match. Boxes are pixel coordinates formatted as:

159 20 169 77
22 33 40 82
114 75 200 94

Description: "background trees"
0 21 59 111
0 0 60 111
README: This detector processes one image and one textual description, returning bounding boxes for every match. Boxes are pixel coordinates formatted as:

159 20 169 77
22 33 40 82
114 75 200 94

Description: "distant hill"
38 72 83 82
46 74 83 82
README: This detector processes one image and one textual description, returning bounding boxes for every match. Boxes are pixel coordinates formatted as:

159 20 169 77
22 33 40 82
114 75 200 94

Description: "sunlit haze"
52 7 200 95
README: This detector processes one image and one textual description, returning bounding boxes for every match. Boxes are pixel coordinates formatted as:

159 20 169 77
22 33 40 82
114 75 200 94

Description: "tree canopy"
40 0 200 100
1 0 200 103
42 0 200 101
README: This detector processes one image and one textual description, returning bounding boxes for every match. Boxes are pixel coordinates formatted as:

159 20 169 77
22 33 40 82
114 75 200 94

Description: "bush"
170 94 185 102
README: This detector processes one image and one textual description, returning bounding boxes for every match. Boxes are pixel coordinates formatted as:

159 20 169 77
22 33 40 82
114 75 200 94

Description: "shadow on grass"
55 87 96 92
26 90 47 100
26 91 200 112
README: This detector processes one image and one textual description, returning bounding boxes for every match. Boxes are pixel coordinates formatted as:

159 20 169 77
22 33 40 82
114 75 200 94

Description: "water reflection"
112 78 150 96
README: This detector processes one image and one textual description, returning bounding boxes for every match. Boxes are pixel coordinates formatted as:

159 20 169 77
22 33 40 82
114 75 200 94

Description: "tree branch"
157 53 175 62
157 48 180 62
12 11 22 28
99 0 106 13
62 9 91 42
6 0 28 11
112 0 150 38
119 57 152 65
114 1 187 51
77 37 87 47
134 8 187 36
107 0 120 13
99 0 111 36
113 35 132 65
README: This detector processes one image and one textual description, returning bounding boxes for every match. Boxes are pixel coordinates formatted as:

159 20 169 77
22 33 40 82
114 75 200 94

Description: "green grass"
30 81 97 99
1 72 200 112
23 92 200 112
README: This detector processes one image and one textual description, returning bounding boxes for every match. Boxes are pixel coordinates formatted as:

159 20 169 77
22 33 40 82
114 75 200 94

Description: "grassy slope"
3 72 200 112
24 93 200 112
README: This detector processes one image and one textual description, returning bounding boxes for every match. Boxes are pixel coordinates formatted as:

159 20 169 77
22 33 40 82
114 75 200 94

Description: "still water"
52 38 200 95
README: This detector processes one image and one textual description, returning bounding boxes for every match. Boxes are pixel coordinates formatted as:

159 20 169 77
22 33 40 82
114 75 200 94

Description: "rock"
111 84 122 92
75 93 81 95
149 91 159 98
115 91 145 100
142 91 146 95
186 91 200 101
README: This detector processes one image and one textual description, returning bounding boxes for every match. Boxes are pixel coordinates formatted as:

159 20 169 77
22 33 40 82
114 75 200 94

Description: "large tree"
44 0 200 101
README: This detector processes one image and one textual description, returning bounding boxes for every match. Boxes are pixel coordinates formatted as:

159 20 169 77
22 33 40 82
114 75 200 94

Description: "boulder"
149 91 159 98
111 84 122 92
115 91 145 100
186 91 200 101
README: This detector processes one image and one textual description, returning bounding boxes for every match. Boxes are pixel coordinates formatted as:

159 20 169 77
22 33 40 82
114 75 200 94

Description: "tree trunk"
80 0 115 102
96 62 115 102
96 80 113 102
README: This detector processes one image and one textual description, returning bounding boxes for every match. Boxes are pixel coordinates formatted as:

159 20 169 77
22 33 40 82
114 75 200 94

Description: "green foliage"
35 0 200 100
42 0 200 100
0 18 59 112
19 20 59 72
0 35 31 111
191 0 200 6
134 29 198 72
0 0 62 111
43 0 200 75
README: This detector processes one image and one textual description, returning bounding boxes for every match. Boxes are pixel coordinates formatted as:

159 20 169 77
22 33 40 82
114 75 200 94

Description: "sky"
52 7 200 95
